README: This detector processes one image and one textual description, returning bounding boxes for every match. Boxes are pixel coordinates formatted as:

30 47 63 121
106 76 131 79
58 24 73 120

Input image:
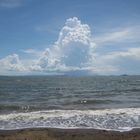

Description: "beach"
0 128 140 140
0 76 140 140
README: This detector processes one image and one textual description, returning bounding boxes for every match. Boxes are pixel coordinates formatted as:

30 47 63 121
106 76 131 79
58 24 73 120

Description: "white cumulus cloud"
32 17 96 72
0 54 26 72
0 17 140 75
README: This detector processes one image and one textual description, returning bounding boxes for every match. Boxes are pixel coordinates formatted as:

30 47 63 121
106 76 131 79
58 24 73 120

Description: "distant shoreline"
0 128 140 140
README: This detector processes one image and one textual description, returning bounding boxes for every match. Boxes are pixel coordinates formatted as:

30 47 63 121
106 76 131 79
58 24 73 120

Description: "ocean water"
0 75 140 131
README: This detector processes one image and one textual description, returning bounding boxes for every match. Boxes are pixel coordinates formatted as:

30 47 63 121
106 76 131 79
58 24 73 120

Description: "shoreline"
0 128 140 140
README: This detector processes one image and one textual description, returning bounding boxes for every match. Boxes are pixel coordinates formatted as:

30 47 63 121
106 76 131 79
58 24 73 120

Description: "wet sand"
0 128 140 140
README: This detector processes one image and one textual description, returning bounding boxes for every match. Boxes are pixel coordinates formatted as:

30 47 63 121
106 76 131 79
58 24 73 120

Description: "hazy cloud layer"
94 47 140 74
0 0 23 8
94 25 140 46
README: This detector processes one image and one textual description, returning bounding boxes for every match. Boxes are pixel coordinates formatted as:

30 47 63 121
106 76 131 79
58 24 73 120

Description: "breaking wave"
0 108 140 131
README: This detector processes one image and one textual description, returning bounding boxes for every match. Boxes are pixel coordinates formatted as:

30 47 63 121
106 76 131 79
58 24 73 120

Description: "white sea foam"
0 108 140 131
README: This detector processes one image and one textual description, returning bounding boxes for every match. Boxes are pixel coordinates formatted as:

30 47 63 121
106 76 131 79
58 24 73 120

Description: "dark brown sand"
0 128 140 140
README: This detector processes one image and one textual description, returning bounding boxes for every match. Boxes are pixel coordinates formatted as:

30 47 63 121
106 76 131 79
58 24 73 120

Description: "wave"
0 108 140 131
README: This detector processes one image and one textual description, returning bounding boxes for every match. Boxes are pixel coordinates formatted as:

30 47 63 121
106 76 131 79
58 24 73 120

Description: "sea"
0 75 140 131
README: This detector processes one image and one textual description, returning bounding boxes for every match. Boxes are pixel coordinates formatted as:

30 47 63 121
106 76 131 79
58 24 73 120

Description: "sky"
0 0 140 75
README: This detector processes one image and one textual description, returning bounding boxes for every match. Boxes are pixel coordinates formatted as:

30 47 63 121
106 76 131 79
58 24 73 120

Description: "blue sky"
0 0 140 75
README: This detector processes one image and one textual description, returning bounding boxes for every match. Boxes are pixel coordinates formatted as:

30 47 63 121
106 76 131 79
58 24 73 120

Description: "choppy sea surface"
0 75 140 131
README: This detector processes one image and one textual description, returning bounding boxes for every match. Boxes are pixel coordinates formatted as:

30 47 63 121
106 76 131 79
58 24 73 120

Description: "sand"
0 128 140 140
